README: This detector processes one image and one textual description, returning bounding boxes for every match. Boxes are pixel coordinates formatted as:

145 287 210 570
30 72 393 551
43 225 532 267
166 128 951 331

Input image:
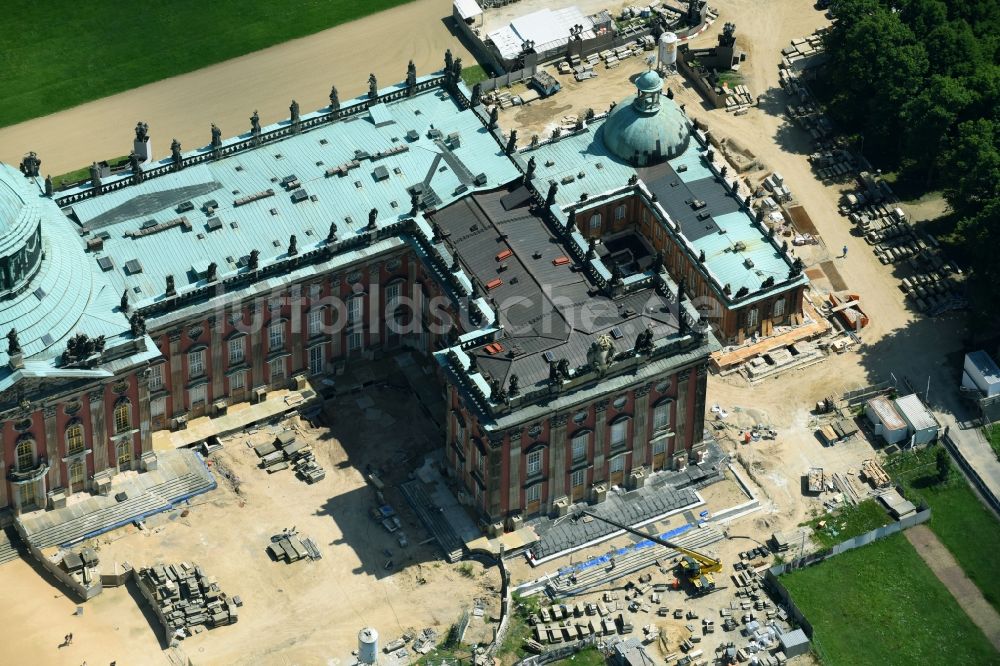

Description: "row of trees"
821 0 1000 329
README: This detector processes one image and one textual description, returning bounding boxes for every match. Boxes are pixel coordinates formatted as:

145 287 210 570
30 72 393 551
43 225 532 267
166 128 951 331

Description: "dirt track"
0 0 472 175
906 525 1000 650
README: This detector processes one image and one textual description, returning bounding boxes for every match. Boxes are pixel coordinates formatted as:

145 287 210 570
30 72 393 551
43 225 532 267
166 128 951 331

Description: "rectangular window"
230 371 246 391
188 349 204 377
773 298 786 318
653 402 671 431
189 384 207 408
386 282 401 309
571 469 585 487
150 397 166 417
589 213 602 229
149 364 163 391
309 345 325 375
571 433 588 461
308 309 324 337
527 450 542 475
269 357 285 380
348 296 363 323
610 420 627 448
308 283 322 300
615 205 626 221
269 321 285 350
269 295 282 311
228 336 245 364
526 484 540 503
348 330 364 351
652 438 667 455
477 449 485 472
610 454 625 473
746 307 760 329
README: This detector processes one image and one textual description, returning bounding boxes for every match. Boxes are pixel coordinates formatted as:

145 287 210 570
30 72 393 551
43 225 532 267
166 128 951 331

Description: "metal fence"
763 508 932 657
940 431 1000 517
479 65 538 93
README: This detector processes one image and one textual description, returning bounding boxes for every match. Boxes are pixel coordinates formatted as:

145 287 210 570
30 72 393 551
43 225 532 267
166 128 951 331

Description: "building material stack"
136 562 239 637
255 430 326 484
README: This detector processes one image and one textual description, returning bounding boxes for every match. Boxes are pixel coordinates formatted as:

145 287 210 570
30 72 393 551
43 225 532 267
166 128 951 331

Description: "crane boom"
576 510 721 573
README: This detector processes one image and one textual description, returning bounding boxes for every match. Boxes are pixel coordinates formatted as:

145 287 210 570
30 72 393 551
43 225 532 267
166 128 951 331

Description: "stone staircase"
18 454 216 550
0 527 21 565
400 479 464 563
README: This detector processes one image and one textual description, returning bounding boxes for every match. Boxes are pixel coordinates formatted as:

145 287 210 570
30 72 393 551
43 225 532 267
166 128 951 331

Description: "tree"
900 76 974 184
936 447 950 482
941 119 1000 219
955 197 1000 330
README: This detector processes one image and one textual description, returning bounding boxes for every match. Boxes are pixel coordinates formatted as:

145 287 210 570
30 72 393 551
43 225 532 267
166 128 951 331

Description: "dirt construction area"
0 387 501 666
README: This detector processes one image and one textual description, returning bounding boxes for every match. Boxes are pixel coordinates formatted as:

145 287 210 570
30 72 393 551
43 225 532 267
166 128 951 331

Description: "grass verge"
781 532 997 664
461 65 490 89
801 498 892 550
887 446 1000 611
985 424 1000 461
0 1 417 128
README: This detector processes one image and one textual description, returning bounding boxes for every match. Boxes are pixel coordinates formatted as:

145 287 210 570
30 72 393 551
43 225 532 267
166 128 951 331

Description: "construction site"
1 0 999 665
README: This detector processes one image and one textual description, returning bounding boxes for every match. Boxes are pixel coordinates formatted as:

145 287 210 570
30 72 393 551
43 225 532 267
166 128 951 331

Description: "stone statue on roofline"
120 290 130 313
171 139 182 164
251 110 261 134
211 123 222 148
290 99 300 124
6 328 21 356
368 73 378 99
445 49 454 72
19 152 40 177
406 60 417 89
135 121 149 142
329 85 340 112
248 249 260 270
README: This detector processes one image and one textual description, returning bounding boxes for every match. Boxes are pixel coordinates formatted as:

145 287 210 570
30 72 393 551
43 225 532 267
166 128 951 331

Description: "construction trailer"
865 396 907 445
963 351 1000 397
894 394 939 446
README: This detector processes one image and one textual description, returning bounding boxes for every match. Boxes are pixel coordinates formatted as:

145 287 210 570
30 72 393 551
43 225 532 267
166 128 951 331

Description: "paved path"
905 524 1000 651
937 410 1000 516
0 0 473 174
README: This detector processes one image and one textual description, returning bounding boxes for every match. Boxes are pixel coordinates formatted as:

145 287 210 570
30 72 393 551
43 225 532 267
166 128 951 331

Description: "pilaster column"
368 265 381 347
44 405 60 489
632 385 652 468
88 388 109 472
168 331 184 417
138 369 152 455
488 436 503 521
288 285 304 375
691 364 709 451
209 316 224 401
507 429 522 515
593 399 609 482
674 369 691 457
548 414 568 507
250 303 265 388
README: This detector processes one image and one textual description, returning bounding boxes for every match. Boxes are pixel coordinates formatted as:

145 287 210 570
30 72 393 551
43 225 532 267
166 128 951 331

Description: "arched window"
653 398 673 432
116 441 132 468
114 400 131 433
66 423 84 455
614 205 626 221
16 439 35 471
589 213 602 230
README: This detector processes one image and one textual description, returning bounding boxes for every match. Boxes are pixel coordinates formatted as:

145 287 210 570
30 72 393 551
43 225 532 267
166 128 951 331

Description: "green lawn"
550 646 606 666
781 533 997 665
886 447 1000 611
51 155 127 189
986 424 1000 461
461 65 490 89
0 1 416 128
801 499 892 550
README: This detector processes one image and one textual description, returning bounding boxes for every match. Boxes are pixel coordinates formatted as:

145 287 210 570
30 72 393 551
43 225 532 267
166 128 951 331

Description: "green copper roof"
635 69 664 92
65 85 519 308
602 93 691 166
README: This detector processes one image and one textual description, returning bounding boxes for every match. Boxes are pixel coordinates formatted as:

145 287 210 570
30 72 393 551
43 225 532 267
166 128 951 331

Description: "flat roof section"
432 186 682 391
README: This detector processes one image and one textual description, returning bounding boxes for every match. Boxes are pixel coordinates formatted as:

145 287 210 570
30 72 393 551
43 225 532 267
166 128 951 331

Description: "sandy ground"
0 0 475 175
0 387 500 666
905 525 1000 651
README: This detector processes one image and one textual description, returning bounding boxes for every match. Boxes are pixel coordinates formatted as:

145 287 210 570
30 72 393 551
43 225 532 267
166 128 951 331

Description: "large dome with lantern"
600 69 691 167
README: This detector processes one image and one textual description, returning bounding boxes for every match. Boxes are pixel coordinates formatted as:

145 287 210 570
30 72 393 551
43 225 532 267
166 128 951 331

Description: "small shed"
779 629 810 658
878 488 916 519
530 71 561 97
865 395 907 445
963 351 1000 397
894 394 939 445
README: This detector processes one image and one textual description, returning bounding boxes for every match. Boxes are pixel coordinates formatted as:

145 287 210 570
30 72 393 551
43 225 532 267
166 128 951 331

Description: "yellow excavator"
576 510 723 595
